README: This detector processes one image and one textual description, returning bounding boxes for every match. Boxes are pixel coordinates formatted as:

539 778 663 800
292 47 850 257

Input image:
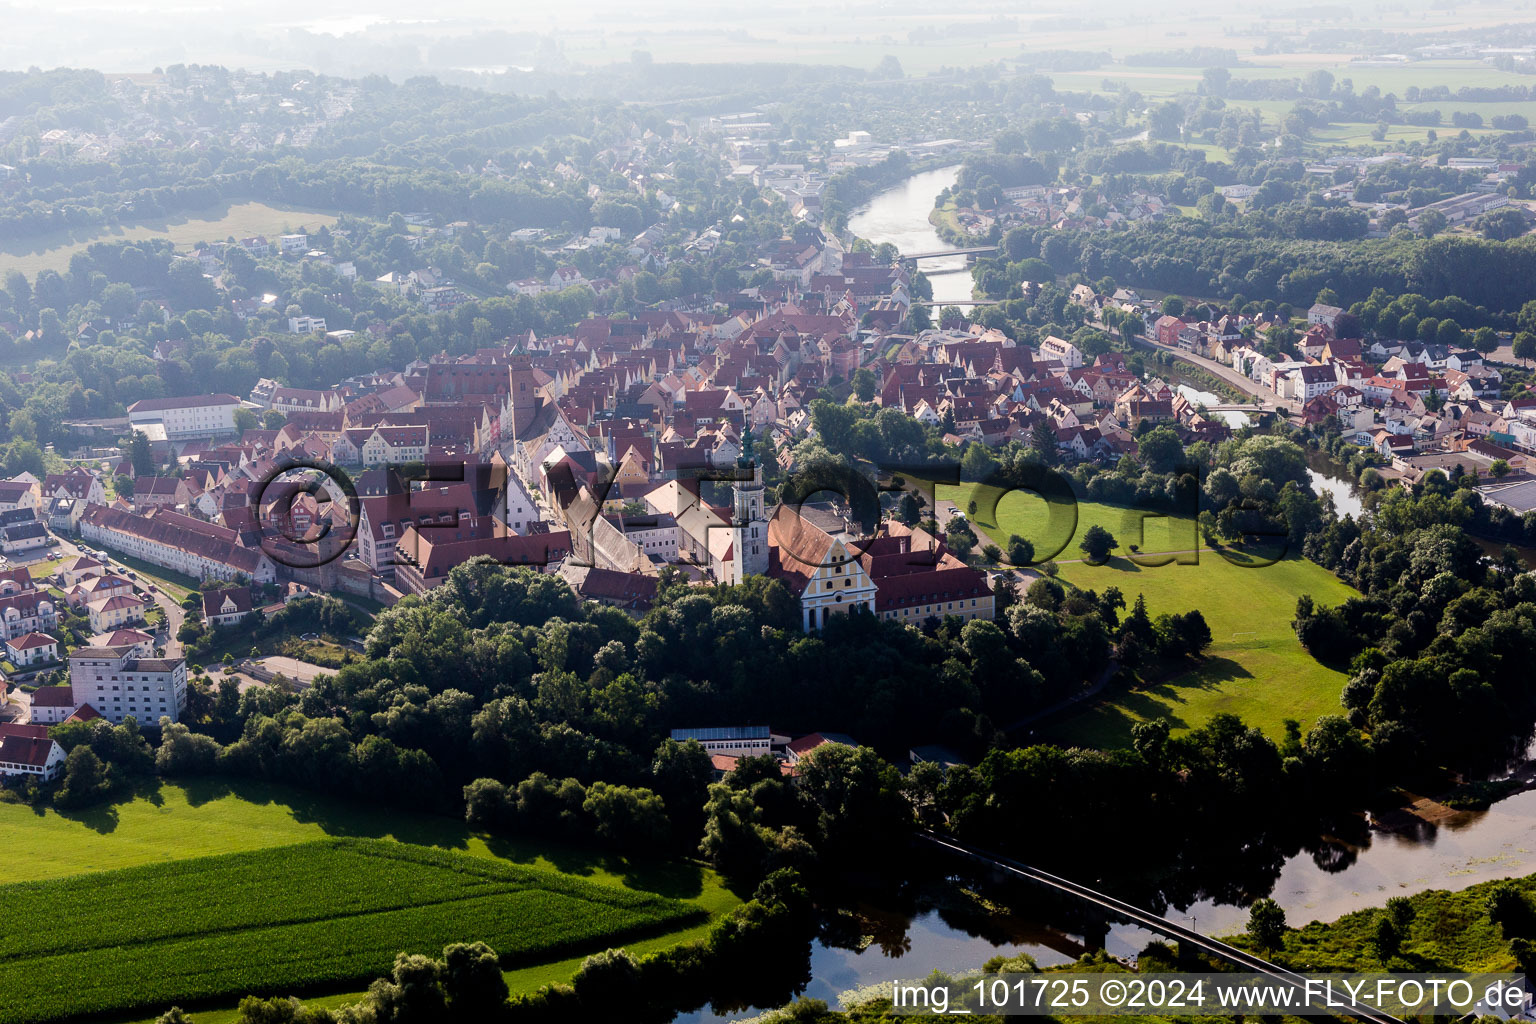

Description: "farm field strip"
0 838 704 1024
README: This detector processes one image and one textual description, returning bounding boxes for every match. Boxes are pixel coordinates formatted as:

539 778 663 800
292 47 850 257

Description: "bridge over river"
921 832 1407 1024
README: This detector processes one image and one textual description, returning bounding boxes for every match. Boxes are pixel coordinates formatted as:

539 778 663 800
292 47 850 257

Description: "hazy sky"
1 0 1518 76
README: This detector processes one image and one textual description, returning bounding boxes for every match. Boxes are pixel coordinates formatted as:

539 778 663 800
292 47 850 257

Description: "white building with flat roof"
126 393 242 439
68 641 187 726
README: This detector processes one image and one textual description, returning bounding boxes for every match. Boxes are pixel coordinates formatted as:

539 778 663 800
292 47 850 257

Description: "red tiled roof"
7 631 56 650
29 685 74 707
0 734 58 768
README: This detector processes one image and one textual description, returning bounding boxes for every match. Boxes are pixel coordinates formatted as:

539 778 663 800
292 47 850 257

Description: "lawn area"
0 201 339 280
0 838 703 1024
936 483 1358 747
96 549 197 601
17 554 67 579
0 779 739 1022
938 481 1202 565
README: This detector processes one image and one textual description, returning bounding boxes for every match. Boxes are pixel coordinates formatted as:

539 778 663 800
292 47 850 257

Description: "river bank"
846 164 975 306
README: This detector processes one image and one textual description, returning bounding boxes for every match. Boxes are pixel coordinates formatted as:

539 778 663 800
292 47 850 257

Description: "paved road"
1130 334 1301 420
244 655 331 687
920 833 1406 1024
48 536 185 656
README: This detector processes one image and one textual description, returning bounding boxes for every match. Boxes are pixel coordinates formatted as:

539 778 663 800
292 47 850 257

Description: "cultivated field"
939 483 1358 746
0 201 338 279
0 779 738 1022
0 838 703 1024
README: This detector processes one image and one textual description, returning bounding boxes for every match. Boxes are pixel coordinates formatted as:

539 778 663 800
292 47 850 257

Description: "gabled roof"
29 685 74 707
7 631 56 650
202 586 254 617
0 733 59 768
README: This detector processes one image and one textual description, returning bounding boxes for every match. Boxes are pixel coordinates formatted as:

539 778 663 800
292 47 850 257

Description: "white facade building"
68 644 188 726
127 394 242 439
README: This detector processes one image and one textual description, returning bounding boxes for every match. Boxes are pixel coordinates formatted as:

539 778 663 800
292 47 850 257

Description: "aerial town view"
8 0 1536 1021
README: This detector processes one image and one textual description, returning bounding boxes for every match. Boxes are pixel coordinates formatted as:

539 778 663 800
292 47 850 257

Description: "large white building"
68 641 188 726
79 506 276 584
127 393 242 439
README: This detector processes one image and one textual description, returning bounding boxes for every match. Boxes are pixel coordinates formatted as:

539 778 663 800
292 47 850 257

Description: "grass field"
938 483 1358 747
15 554 67 579
0 201 339 280
1050 55 1536 156
95 549 197 601
0 838 702 1024
0 779 739 1022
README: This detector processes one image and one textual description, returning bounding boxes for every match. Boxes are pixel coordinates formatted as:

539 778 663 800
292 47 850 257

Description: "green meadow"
938 483 1358 747
0 201 338 279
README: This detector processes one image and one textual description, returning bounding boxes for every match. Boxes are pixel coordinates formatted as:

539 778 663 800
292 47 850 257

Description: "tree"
1473 326 1500 355
1487 881 1536 938
115 474 135 499
1030 419 1059 466
1079 524 1119 565
795 742 908 858
1247 897 1287 951
1173 610 1213 656
1015 258 1055 284
570 948 644 1017
234 407 260 433
1515 332 1536 365
365 952 445 1023
1148 101 1184 140
54 745 117 808
1160 296 1185 317
651 738 714 846
1007 534 1035 566
1476 206 1529 241
1137 425 1184 474
1385 896 1415 935
156 720 220 774
1491 459 1512 479
129 430 154 476
582 781 669 850
1417 209 1448 238
1372 914 1400 959
1195 192 1227 220
441 942 508 1018
700 782 771 883
850 368 878 402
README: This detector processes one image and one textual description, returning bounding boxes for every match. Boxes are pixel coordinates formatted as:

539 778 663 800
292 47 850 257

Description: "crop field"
937 483 1358 746
0 201 338 279
0 838 704 1024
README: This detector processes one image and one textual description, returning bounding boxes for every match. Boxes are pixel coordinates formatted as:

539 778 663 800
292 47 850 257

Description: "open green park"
0 779 739 1024
937 482 1359 749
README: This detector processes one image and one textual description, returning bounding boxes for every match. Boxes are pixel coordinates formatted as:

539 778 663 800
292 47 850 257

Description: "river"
676 174 1536 1020
1307 466 1366 519
847 165 975 306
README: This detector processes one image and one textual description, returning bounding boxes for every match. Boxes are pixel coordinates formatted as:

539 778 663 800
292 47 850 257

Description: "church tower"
729 427 770 582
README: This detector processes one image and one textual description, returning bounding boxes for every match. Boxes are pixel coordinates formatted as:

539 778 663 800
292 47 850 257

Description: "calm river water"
847 165 974 306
